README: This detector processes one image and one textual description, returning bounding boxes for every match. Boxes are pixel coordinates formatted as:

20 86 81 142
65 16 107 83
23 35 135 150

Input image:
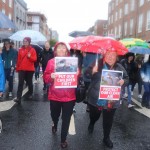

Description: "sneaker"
138 94 142 99
34 80 38 84
122 93 128 98
60 141 68 149
9 92 12 97
73 108 76 113
120 100 122 105
128 104 135 108
131 92 133 96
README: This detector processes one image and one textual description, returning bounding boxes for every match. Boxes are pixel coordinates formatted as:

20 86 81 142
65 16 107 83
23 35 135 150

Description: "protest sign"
54 57 78 88
99 69 123 100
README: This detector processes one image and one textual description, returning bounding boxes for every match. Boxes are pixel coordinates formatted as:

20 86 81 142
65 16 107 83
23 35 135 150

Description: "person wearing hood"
40 42 54 90
14 37 37 104
120 52 137 108
1 40 17 97
140 55 150 109
0 44 5 98
44 42 76 149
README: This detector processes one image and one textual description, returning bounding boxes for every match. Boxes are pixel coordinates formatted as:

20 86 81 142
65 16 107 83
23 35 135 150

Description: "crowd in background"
0 38 150 149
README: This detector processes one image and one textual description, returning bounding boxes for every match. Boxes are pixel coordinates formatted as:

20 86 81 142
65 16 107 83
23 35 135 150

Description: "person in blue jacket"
140 55 150 109
0 44 5 98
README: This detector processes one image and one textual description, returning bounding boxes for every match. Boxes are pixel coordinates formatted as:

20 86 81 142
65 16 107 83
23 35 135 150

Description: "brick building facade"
0 0 14 21
108 0 150 41
94 20 108 36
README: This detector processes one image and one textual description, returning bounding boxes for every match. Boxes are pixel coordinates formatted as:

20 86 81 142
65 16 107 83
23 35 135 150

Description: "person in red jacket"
14 37 37 104
44 42 76 148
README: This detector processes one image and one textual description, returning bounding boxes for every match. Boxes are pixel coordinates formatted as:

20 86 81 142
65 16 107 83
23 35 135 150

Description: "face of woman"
56 44 68 57
23 40 30 47
104 51 118 66
5 42 11 50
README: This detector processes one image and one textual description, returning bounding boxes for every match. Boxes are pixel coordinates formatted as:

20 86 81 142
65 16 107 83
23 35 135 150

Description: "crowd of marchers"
0 38 150 149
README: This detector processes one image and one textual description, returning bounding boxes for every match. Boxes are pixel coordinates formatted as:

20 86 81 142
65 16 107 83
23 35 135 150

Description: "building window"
8 13 12 20
9 0 12 7
116 0 118 6
130 19 134 35
138 14 143 33
146 11 150 30
119 24 121 37
130 0 135 11
108 5 111 14
139 0 144 6
112 2 114 10
119 8 122 18
115 12 118 21
124 3 128 15
124 22 128 36
2 8 5 14
111 15 113 23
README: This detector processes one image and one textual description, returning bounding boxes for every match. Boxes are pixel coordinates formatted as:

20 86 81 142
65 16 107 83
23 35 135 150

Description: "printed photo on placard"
55 57 78 73
54 57 78 88
99 69 123 100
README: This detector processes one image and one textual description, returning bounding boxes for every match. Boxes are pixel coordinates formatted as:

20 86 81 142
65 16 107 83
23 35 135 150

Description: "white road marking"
132 97 150 118
69 114 76 135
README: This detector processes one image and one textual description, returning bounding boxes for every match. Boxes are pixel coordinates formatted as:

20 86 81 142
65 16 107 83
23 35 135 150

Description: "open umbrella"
9 30 47 42
129 46 150 54
120 38 149 48
69 36 128 55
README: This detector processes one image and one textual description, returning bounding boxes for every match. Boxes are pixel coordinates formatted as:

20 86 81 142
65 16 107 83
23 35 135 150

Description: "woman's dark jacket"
86 59 129 108
40 48 54 67
2 48 17 69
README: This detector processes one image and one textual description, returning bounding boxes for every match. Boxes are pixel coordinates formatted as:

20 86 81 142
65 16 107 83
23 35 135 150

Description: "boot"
103 138 113 148
14 98 21 105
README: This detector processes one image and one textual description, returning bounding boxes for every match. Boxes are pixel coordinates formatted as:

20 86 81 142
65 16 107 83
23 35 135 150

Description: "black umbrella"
69 31 94 37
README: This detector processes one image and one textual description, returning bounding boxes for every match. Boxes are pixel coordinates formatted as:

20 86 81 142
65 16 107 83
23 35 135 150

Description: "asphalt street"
0 77 150 150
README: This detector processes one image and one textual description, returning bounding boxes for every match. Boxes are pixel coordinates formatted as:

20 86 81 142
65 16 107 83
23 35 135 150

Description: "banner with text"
54 57 78 88
99 69 123 100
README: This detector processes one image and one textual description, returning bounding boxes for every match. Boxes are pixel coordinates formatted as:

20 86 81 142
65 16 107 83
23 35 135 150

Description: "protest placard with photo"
54 57 78 88
99 69 123 100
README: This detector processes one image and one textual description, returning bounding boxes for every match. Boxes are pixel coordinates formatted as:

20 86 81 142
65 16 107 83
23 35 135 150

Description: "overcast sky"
24 0 111 43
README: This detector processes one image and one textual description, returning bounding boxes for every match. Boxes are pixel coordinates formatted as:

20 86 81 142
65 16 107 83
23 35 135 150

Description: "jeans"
35 66 40 80
142 82 150 106
122 84 132 104
4 68 14 92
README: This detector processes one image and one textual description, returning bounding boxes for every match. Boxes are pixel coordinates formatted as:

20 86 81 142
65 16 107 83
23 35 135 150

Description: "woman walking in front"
14 37 37 104
44 42 76 148
86 51 128 148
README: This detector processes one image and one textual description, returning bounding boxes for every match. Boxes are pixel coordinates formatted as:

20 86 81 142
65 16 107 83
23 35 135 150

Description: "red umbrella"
69 36 128 55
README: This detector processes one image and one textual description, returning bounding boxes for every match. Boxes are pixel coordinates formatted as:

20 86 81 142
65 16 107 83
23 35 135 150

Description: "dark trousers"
17 71 34 99
131 81 142 94
42 66 46 88
89 104 116 140
142 82 150 106
50 100 75 142
4 68 14 92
